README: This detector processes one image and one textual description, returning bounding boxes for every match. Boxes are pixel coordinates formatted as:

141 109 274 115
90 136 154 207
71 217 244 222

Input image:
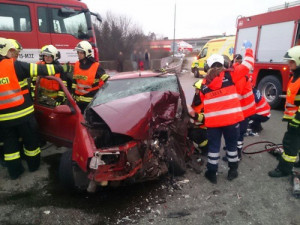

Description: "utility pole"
172 2 176 59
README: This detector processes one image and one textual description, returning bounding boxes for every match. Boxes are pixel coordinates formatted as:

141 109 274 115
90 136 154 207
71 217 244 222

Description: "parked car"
34 71 193 192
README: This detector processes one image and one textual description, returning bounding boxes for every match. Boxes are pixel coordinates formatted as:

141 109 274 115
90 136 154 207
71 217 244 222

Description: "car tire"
194 68 199 78
59 149 75 189
257 75 284 109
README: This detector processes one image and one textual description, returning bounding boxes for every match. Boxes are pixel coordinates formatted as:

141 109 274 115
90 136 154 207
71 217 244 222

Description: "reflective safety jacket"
73 61 102 103
200 71 244 128
0 58 58 126
191 99 205 128
283 75 300 121
234 49 256 118
38 61 65 99
253 88 271 117
0 59 28 110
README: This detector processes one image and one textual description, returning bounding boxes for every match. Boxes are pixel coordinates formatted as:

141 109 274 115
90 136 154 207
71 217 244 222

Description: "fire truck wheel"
59 149 75 189
258 75 283 109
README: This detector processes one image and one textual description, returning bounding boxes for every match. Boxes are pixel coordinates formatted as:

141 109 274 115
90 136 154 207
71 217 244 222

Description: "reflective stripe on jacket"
283 76 300 120
38 61 62 98
201 72 244 128
0 59 28 110
256 96 271 117
73 61 99 96
238 81 256 118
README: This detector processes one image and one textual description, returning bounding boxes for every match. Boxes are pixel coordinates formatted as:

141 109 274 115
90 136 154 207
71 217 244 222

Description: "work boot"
268 168 289 177
252 124 263 133
204 170 217 184
227 169 238 181
26 154 41 172
222 156 228 162
7 160 25 180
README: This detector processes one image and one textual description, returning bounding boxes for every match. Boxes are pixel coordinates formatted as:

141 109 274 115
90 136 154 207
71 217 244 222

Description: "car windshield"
91 75 179 106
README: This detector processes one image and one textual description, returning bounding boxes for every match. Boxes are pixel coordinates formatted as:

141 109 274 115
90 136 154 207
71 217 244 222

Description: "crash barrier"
159 56 183 74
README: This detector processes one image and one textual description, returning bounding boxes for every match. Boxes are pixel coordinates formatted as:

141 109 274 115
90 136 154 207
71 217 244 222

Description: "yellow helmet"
193 79 203 89
8 39 23 52
75 41 93 58
40 44 60 61
0 37 15 57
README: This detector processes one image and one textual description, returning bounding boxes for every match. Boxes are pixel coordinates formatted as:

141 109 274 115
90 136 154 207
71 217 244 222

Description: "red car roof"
109 71 174 80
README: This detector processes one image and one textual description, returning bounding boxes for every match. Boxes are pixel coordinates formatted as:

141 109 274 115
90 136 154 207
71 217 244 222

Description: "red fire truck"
0 0 101 63
235 2 300 108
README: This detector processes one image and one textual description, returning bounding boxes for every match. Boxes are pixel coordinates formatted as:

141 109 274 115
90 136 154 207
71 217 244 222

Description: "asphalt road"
0 59 299 225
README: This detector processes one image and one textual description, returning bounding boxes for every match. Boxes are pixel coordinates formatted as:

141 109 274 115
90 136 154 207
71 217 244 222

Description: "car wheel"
257 75 283 109
194 68 199 78
59 149 76 189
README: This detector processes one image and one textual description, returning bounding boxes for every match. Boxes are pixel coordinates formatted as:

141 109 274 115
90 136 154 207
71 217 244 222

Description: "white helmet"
40 44 60 61
8 39 23 52
75 41 93 58
207 54 224 68
284 46 300 67
0 37 15 57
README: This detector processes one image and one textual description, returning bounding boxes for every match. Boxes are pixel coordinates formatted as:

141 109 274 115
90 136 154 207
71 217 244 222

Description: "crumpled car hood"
91 91 180 140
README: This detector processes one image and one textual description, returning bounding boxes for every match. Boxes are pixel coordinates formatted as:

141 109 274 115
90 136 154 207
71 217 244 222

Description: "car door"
34 76 81 148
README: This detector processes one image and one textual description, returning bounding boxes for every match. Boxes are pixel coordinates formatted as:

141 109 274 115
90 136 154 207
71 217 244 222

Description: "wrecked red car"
34 71 192 192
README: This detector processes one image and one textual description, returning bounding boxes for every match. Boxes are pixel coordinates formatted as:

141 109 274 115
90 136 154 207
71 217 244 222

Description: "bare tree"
94 12 147 61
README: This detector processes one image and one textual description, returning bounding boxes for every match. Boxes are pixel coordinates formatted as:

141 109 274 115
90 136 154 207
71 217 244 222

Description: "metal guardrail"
160 56 183 74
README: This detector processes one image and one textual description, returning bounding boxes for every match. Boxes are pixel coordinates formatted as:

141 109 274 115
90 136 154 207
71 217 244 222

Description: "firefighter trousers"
2 115 41 179
206 123 240 172
277 123 300 174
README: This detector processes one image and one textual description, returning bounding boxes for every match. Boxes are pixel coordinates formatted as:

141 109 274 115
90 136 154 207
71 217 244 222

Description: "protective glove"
288 119 300 133
62 62 73 73
100 74 110 82
243 40 252 49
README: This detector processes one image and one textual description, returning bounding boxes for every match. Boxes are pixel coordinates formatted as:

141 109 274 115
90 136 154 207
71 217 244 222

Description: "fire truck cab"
0 0 101 63
235 2 300 108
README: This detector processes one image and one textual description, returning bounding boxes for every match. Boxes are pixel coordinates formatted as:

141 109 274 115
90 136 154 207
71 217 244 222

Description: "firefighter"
72 41 109 113
0 39 23 165
0 37 63 179
269 46 300 177
188 79 208 155
38 45 67 106
200 49 254 184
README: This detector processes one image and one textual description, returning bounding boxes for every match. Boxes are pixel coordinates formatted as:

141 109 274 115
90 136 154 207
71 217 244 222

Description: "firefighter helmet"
0 37 15 56
75 41 93 58
40 45 60 61
193 79 203 89
207 54 224 68
8 39 23 52
284 46 300 67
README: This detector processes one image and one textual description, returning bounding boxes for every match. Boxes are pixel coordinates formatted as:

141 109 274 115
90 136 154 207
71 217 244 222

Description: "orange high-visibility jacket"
73 61 100 96
201 71 244 128
234 49 256 118
256 95 271 117
0 59 28 110
38 61 61 92
283 76 300 120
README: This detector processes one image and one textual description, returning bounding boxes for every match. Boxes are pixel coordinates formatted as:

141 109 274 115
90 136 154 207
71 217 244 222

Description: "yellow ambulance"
191 36 235 77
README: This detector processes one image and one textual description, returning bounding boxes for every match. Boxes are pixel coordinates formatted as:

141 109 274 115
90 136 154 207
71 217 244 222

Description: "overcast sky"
82 0 294 39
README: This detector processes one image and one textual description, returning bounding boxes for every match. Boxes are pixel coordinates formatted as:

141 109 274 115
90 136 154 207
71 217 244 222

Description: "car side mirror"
53 105 72 115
